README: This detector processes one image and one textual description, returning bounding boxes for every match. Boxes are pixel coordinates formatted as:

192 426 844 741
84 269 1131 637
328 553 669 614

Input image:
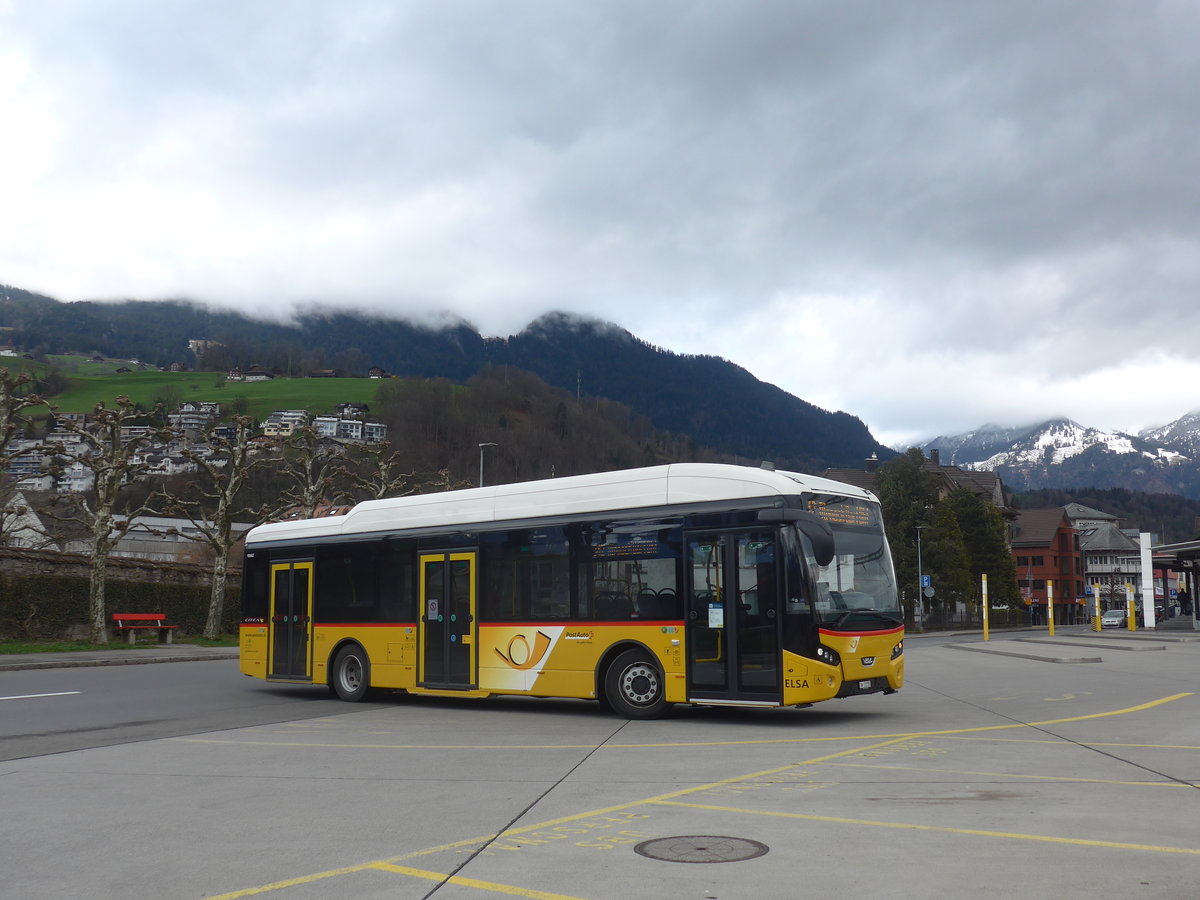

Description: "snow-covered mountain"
1139 410 1200 457
920 414 1200 498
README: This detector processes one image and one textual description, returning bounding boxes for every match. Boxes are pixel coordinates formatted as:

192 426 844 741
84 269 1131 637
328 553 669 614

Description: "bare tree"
1 368 50 544
158 416 264 638
264 426 350 521
343 441 460 501
1 367 47 457
50 397 163 644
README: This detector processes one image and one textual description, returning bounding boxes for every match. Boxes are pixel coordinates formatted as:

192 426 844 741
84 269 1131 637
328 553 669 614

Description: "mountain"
0 285 892 472
1139 410 1200 457
922 417 1200 499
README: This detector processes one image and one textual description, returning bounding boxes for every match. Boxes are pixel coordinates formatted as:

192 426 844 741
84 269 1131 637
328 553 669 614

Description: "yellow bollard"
982 574 989 641
1048 582 1055 636
1093 587 1101 633
1126 582 1136 631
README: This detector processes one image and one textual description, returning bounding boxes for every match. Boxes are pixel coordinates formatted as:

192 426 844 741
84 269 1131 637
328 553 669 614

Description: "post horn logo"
494 630 553 670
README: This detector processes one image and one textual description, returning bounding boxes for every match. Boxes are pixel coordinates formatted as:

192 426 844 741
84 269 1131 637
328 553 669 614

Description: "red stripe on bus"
819 625 904 637
479 620 684 627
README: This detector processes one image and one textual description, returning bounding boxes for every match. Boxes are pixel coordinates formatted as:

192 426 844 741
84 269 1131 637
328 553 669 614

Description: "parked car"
1101 609 1126 628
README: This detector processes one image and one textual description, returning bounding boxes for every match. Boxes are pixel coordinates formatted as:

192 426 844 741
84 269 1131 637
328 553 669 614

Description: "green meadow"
32 366 381 421
6 353 395 421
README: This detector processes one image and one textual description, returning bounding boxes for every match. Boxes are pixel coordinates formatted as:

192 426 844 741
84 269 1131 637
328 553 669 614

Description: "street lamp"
915 525 929 632
478 442 497 487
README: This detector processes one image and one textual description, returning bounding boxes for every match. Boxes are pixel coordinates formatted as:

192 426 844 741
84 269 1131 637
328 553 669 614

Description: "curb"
0 650 239 672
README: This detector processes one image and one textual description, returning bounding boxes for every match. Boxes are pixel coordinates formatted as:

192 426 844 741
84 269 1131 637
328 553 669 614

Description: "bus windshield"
805 494 901 630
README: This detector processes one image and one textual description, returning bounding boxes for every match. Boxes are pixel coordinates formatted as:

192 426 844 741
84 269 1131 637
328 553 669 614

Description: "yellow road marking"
652 800 1200 856
203 863 383 898
942 735 1200 751
176 692 1194 753
206 693 1192 898
370 863 588 899
823 760 1188 787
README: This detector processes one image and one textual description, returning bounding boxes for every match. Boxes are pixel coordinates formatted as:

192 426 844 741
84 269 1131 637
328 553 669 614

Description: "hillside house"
313 416 388 443
167 401 220 432
0 490 54 549
262 409 309 438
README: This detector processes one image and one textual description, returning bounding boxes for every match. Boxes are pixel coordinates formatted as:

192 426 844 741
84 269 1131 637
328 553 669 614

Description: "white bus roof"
246 463 878 546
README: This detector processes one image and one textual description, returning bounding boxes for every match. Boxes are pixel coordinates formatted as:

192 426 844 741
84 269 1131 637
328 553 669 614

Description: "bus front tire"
604 650 667 719
331 644 371 702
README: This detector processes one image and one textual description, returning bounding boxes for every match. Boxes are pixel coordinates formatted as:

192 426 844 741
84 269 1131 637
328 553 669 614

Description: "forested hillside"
1 286 892 471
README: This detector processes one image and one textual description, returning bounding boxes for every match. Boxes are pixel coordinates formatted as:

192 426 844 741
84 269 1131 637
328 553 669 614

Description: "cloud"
2 1 1198 448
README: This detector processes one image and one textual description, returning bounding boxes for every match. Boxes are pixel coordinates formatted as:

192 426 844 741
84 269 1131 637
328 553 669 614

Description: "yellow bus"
239 463 903 718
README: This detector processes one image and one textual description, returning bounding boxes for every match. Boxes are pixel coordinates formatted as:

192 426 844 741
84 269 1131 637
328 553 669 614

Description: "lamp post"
478 442 497 487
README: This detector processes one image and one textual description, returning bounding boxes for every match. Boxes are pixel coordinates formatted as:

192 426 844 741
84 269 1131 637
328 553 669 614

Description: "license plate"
859 680 873 690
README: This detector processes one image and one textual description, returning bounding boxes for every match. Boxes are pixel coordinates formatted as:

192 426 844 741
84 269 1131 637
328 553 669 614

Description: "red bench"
111 613 178 645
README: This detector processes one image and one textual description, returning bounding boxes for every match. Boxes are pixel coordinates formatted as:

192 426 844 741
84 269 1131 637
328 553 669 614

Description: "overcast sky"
3 1 1198 448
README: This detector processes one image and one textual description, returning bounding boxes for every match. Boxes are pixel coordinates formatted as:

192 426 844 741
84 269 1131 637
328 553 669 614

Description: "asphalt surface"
3 621 1200 900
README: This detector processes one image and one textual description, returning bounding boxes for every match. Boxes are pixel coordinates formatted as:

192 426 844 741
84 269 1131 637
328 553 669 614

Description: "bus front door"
269 561 313 680
686 532 781 704
419 551 477 689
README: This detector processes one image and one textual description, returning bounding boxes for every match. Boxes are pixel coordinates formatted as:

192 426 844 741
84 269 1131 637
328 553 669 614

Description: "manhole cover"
634 835 769 863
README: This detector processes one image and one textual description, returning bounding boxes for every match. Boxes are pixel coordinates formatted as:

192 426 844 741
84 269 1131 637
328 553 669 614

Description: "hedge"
0 573 240 640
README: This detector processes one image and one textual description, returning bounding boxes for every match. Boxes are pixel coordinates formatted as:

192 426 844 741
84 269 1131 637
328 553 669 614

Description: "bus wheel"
605 650 667 719
331 644 371 702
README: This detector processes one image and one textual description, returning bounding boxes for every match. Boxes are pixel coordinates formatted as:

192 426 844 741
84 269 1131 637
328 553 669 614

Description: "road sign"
921 575 931 588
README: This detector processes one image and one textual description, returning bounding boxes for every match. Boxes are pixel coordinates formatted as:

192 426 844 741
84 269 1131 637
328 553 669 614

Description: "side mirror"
758 508 836 567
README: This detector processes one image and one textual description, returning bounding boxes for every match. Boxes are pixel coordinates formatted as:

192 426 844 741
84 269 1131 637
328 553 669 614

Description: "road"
0 658 381 761
3 631 1200 899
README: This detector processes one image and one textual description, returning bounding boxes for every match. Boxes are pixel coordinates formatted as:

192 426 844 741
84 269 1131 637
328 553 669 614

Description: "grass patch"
47 372 380 420
0 636 238 654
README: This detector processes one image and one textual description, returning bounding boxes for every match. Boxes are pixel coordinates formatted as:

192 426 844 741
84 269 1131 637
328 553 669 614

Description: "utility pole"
915 524 928 633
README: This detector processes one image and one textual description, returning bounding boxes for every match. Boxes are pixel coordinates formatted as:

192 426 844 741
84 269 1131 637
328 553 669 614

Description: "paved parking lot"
4 628 1199 899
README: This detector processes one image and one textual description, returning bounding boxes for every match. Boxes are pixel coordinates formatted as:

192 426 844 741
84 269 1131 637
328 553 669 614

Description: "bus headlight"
891 641 903 660
816 645 840 666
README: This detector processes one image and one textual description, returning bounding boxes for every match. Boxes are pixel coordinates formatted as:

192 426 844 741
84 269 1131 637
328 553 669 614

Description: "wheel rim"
340 656 362 692
619 662 660 706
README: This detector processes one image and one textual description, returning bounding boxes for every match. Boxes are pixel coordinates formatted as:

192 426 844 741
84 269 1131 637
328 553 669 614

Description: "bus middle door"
268 560 313 681
419 551 477 689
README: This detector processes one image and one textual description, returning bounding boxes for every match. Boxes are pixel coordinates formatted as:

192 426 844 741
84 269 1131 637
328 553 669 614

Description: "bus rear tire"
331 644 371 702
604 650 667 719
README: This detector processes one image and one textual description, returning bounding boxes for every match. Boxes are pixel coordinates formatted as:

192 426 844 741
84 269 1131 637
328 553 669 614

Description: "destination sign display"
806 496 877 529
592 539 661 560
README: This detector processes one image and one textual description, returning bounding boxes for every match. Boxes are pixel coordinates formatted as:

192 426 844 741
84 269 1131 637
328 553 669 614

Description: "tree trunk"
89 551 109 645
204 547 229 639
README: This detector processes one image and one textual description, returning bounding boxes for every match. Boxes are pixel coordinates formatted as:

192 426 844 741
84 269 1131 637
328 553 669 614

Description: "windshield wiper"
828 608 904 630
